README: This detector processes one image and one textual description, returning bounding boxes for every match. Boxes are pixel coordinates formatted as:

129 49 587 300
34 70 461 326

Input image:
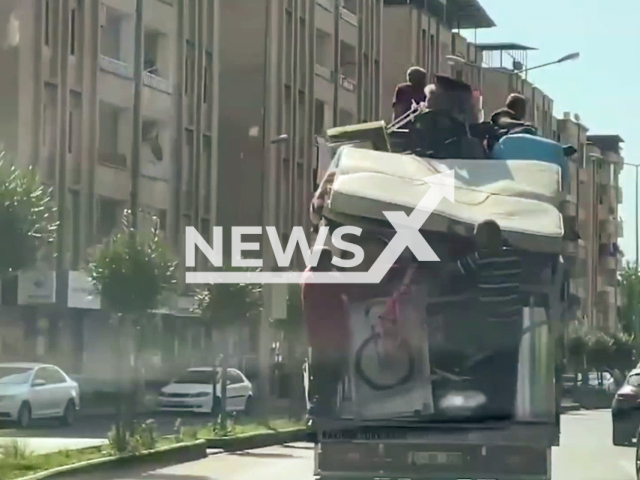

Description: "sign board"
68 271 101 309
17 270 56 305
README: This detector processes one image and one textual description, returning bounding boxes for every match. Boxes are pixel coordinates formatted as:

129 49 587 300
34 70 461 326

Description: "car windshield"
0 367 34 385
627 374 640 387
173 370 218 385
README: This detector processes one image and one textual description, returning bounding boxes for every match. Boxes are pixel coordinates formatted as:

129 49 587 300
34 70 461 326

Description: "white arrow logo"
186 169 455 284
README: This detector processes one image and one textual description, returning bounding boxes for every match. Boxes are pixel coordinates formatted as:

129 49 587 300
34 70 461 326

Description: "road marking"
620 459 636 479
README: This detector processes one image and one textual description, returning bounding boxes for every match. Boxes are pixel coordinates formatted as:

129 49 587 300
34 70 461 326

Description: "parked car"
611 369 640 446
157 367 253 415
0 363 80 428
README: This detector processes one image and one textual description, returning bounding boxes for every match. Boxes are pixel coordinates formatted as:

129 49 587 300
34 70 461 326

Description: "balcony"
562 194 577 217
578 168 588 184
596 286 615 307
617 186 623 204
599 254 618 271
98 151 127 169
143 72 172 94
315 64 333 82
598 167 612 185
99 55 133 79
597 203 609 220
316 0 333 11
618 219 624 237
562 240 578 257
340 7 358 25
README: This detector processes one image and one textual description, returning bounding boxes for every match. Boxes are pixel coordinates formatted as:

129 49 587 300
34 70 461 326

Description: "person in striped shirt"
447 219 524 420
455 220 523 341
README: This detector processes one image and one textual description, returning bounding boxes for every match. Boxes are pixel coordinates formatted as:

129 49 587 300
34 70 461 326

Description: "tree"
619 263 640 337
609 332 636 374
585 331 614 379
0 157 57 278
566 328 588 385
88 213 176 446
195 268 262 428
271 284 306 416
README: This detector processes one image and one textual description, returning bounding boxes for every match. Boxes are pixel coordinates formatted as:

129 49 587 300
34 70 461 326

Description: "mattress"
324 148 565 253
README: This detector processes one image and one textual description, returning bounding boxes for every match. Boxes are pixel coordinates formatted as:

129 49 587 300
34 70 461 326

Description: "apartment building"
556 114 624 333
381 0 494 122
0 1 216 375
217 0 382 266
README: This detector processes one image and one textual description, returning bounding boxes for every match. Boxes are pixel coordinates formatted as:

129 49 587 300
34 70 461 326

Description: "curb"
560 403 583 413
203 427 307 451
14 440 207 480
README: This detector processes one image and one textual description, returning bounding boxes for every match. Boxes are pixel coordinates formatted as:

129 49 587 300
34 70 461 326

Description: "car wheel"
636 436 640 479
243 395 254 416
60 400 76 426
613 420 632 446
17 403 31 429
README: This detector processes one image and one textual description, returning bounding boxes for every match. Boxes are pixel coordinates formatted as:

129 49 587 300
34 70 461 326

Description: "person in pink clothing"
302 247 350 417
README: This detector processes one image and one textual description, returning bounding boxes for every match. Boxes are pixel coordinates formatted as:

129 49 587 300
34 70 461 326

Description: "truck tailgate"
316 441 550 479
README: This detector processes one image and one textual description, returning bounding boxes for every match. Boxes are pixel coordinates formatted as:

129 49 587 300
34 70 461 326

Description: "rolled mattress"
324 148 564 253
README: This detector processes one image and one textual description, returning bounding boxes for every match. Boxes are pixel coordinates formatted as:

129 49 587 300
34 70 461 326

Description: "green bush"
88 213 176 314
0 157 57 277
132 419 158 451
0 440 31 461
107 425 130 454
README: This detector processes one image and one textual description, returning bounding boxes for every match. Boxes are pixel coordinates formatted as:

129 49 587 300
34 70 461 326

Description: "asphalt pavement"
3 410 637 479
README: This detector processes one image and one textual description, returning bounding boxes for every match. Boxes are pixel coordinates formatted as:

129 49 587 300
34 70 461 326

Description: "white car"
158 367 253 414
0 363 80 428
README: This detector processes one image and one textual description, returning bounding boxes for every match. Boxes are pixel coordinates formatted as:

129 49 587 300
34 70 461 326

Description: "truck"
303 108 577 480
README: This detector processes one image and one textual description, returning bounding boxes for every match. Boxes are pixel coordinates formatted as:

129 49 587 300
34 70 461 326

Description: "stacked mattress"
323 146 565 253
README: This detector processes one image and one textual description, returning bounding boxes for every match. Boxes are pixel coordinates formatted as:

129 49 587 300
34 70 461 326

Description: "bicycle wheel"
354 333 415 391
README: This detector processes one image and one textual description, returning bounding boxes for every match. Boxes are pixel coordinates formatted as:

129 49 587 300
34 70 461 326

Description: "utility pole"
635 165 638 270
258 0 278 421
332 0 340 126
130 0 144 231
126 0 144 435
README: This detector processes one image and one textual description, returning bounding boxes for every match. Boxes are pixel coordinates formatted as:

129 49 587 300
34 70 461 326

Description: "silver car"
0 363 80 428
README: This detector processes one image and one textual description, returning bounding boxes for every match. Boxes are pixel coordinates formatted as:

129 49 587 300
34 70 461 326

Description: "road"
3 410 637 479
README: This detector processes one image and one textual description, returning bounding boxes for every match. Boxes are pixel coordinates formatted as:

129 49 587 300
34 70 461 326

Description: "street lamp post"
514 52 580 75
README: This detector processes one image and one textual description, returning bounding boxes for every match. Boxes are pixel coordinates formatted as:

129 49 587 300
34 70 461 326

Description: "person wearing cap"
490 93 532 131
392 66 428 121
302 246 349 417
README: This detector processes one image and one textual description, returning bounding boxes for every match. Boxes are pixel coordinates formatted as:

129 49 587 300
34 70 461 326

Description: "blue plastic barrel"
491 134 569 189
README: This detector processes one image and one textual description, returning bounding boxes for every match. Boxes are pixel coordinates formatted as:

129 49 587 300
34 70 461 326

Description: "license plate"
409 451 463 466
164 400 184 405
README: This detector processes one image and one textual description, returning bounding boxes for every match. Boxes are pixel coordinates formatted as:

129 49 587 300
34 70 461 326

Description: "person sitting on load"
392 66 428 121
424 74 480 126
490 93 532 132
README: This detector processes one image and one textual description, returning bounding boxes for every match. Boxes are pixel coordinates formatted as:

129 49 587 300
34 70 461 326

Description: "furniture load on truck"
303 117 578 479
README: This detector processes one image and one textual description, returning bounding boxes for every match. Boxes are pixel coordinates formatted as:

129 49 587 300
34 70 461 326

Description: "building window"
203 66 208 103
70 8 76 55
97 197 121 238
314 99 325 136
42 104 47 146
68 111 73 153
184 55 190 94
44 0 50 46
